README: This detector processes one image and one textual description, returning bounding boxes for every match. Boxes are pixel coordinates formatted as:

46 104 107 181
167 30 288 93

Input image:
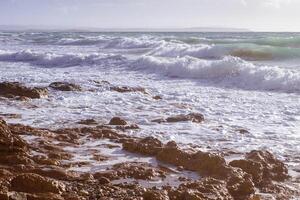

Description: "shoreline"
0 81 299 199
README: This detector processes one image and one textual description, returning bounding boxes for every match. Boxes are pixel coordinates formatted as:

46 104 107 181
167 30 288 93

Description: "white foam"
132 55 300 93
148 43 225 59
0 49 126 67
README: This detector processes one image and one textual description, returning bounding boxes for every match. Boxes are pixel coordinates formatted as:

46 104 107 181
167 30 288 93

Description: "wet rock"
230 159 264 185
153 95 162 100
49 82 82 91
11 173 65 194
110 86 148 94
27 193 64 200
246 150 289 182
143 189 169 200
31 167 77 181
230 150 289 187
226 168 255 199
236 128 250 134
168 178 233 200
111 162 166 180
115 124 140 130
109 117 127 125
0 82 48 99
123 137 163 156
77 119 98 125
152 113 204 123
0 113 22 119
96 177 111 184
0 154 33 165
0 119 27 153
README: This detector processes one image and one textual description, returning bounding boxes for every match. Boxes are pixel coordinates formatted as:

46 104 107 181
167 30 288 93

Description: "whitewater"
0 32 299 175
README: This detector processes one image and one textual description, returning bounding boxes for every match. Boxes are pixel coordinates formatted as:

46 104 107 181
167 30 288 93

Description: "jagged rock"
10 173 65 194
153 95 162 100
152 113 204 123
110 86 148 94
168 178 233 200
143 189 169 200
77 119 98 125
49 82 82 91
0 82 48 99
123 137 163 156
108 117 127 125
230 150 289 188
0 119 27 153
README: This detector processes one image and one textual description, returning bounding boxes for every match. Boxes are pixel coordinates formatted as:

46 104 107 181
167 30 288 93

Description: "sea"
0 31 299 172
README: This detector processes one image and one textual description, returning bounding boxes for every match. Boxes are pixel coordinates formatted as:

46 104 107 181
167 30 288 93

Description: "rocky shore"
0 81 299 200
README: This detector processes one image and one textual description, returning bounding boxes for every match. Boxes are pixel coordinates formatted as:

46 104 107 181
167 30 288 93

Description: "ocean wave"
132 55 300 93
0 50 126 67
56 35 163 49
148 43 224 59
148 42 300 61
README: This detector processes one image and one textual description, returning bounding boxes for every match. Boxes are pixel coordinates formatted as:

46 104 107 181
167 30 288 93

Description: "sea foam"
132 55 300 93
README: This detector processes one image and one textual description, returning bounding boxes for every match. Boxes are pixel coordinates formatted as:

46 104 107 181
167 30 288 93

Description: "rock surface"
108 117 127 125
49 82 82 91
0 82 48 99
11 173 65 194
152 113 204 123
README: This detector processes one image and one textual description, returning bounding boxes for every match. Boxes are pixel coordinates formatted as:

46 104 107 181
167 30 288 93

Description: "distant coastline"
0 25 251 32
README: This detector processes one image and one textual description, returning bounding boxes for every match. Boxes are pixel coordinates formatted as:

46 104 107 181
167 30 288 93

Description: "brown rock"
230 150 289 189
152 113 204 124
108 117 127 125
153 95 162 100
143 189 169 200
0 119 27 153
49 82 82 91
110 86 148 94
10 173 65 194
246 150 289 182
168 178 233 200
123 137 163 156
229 159 264 185
0 82 48 99
77 119 98 125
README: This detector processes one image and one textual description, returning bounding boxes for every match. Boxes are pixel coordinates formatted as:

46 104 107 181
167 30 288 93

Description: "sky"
0 0 300 31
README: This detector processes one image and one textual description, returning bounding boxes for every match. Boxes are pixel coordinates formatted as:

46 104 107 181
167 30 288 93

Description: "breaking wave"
132 55 300 93
0 50 126 67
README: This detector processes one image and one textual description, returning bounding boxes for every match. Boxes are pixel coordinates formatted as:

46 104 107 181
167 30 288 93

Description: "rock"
96 177 111 184
0 82 48 99
110 86 148 94
152 113 204 124
230 150 289 188
27 193 64 200
111 162 166 180
230 159 264 185
10 173 65 194
0 113 22 119
246 150 289 182
143 189 169 200
77 119 98 125
49 82 82 91
153 95 162 100
236 129 250 134
108 117 127 125
123 137 163 156
168 178 233 200
226 168 255 199
31 168 77 181
0 119 27 153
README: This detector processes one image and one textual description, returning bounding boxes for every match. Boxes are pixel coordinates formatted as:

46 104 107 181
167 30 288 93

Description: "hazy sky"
1 0 300 31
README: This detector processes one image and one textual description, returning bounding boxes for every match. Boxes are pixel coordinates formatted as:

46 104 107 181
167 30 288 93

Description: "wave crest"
0 50 126 67
132 55 300 93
